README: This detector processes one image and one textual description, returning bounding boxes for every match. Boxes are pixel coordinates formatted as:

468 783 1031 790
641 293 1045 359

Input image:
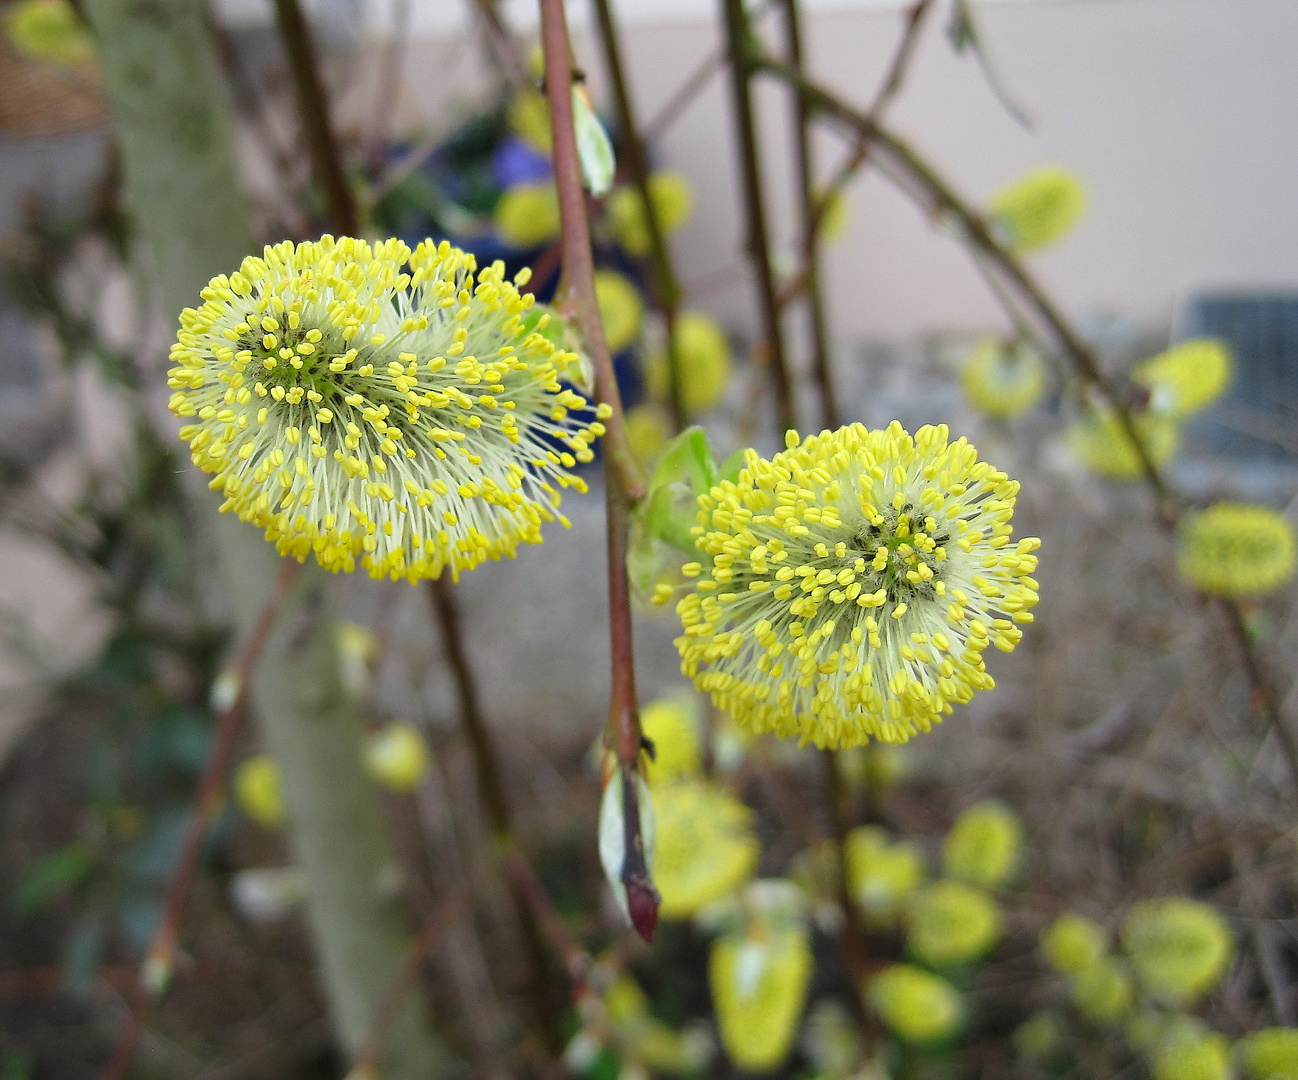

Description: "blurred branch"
778 0 835 428
643 0 775 145
721 0 797 436
426 578 559 1043
538 0 657 941
272 0 359 234
101 559 301 1080
349 872 483 1079
468 0 528 91
592 0 688 431
775 0 934 314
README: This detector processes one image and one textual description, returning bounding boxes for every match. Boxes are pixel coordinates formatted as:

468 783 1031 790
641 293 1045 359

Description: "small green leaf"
651 426 719 495
718 449 747 484
572 86 616 197
644 483 696 552
14 843 95 916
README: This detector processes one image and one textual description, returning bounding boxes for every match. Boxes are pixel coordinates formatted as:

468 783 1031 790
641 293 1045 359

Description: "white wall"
378 0 1298 343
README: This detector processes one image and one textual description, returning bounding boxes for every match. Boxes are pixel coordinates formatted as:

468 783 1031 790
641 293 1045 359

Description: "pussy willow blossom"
665 423 1040 747
168 237 604 580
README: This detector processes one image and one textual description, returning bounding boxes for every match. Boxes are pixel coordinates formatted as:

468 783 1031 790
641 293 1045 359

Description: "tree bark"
78 0 449 1072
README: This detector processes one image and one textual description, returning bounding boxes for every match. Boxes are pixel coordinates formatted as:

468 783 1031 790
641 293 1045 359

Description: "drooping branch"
753 54 1298 790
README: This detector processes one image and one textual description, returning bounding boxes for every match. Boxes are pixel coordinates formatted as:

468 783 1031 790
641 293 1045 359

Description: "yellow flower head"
641 696 702 783
646 312 733 417
906 880 1002 968
653 779 759 918
672 423 1040 748
709 922 812 1072
1153 1022 1232 1080
1067 408 1179 480
508 88 552 154
962 338 1047 419
624 402 673 465
363 721 431 793
988 166 1086 253
845 825 925 924
1176 502 1296 598
1070 956 1134 1023
494 183 561 249
1240 1028 1298 1080
608 172 694 257
1042 912 1108 976
1134 338 1232 418
168 237 602 582
235 754 284 827
593 269 644 354
335 619 378 697
1121 897 1234 1005
869 964 963 1046
6 0 94 66
942 799 1023 889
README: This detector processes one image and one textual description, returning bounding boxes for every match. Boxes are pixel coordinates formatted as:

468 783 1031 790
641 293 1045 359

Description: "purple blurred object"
493 136 553 189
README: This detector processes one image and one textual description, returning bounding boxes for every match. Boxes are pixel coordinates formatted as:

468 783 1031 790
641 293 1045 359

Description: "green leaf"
644 483 696 552
14 843 95 916
572 86 616 197
651 426 719 496
718 448 747 485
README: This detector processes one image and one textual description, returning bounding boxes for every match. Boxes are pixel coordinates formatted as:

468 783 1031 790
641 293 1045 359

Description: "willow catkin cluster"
666 422 1040 748
168 236 605 581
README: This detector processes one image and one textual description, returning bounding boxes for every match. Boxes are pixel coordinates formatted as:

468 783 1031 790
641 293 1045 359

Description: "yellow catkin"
168 236 599 582
988 165 1086 252
1133 338 1232 418
669 422 1040 748
961 338 1047 419
1176 502 1296 598
653 779 760 919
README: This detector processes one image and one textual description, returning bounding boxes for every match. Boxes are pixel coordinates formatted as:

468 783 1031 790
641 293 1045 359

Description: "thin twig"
505 851 595 998
272 0 359 235
721 0 797 437
425 578 558 1038
592 0 688 431
367 0 413 157
823 752 879 1046
642 0 776 145
538 0 656 940
348 872 482 1077
776 0 933 313
468 0 528 91
779 0 835 429
100 559 302 1080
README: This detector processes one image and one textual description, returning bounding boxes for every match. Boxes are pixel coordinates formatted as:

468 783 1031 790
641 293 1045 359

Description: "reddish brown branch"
539 0 656 940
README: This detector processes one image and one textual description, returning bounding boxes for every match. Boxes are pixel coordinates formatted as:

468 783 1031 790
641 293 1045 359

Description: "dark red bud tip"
626 880 659 943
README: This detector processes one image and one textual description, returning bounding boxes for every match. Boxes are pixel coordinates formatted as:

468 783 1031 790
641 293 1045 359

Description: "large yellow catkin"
168 237 606 582
669 422 1040 748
